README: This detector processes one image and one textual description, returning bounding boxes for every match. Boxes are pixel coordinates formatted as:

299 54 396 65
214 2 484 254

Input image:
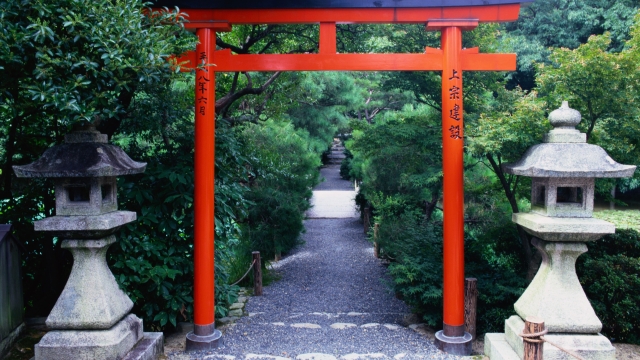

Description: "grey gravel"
314 165 354 191
167 166 459 359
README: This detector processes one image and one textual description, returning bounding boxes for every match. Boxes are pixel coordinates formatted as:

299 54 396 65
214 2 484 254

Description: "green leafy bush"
381 209 444 327
577 229 640 344
240 120 321 259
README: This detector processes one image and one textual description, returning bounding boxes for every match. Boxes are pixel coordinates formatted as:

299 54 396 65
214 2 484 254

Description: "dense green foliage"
240 120 321 259
577 229 640 343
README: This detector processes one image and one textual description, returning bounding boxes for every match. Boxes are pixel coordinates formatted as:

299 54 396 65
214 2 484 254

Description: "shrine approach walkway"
166 162 459 360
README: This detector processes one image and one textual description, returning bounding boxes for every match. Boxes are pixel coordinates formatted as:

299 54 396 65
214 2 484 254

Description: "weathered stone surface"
54 176 118 216
382 324 401 331
514 239 602 333
330 323 357 329
360 323 379 328
503 143 635 178
543 129 586 143
504 316 615 360
34 211 137 238
484 333 519 360
228 309 243 317
35 314 143 360
530 177 595 218
13 141 146 178
229 302 244 310
122 332 163 360
46 236 133 330
513 213 614 242
548 101 581 128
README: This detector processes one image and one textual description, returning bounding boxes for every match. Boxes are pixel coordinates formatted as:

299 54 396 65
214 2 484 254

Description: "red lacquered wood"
173 50 514 72
320 22 337 54
441 26 465 332
184 21 232 31
175 50 443 71
175 4 521 24
193 28 216 328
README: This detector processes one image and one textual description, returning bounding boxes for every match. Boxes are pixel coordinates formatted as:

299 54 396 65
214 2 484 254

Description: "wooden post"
252 251 263 296
363 206 371 234
373 223 380 258
523 316 544 360
464 278 477 341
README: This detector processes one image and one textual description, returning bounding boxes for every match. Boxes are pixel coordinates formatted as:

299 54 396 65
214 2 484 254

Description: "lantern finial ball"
548 101 581 129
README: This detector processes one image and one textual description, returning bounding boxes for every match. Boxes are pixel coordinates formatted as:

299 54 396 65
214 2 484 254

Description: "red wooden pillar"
186 27 222 351
430 21 476 356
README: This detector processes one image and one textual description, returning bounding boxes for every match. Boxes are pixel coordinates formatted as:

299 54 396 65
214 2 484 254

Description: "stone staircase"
327 140 346 165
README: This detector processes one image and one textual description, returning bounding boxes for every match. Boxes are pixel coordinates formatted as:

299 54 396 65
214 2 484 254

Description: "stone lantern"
13 126 163 359
484 102 636 360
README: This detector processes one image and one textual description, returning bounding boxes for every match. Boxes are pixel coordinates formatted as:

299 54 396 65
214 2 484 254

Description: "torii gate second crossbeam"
154 0 532 356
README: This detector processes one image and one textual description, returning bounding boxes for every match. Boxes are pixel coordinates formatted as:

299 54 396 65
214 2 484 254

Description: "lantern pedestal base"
35 314 164 360
484 316 615 360
434 329 472 356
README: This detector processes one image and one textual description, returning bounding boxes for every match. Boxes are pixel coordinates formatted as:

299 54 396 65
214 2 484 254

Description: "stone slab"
122 332 164 360
484 333 519 360
0 322 26 359
512 213 614 242
34 211 136 238
504 316 615 360
35 314 143 360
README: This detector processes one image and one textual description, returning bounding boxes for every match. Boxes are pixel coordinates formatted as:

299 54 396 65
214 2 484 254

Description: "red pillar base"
434 323 472 356
185 323 222 351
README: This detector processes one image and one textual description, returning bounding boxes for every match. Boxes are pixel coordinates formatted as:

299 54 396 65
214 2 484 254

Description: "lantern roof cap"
503 102 636 178
13 126 146 178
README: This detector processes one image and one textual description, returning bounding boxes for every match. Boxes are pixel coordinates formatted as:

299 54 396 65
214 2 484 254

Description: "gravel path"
314 165 354 191
166 165 458 360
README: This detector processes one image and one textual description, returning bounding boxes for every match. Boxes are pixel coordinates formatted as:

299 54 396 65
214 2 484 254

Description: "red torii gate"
154 0 531 355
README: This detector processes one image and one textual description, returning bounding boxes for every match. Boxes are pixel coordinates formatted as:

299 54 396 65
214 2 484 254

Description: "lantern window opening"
556 186 583 207
101 184 113 204
67 185 90 203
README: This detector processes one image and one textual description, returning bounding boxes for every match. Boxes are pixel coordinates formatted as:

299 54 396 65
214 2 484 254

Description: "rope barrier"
520 329 586 360
231 259 256 286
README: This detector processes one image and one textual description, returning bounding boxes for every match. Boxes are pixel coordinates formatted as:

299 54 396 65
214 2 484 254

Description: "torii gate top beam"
154 0 531 24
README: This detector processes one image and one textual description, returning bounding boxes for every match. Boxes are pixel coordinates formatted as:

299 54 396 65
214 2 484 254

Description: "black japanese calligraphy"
449 125 461 139
449 85 460 100
449 69 460 80
197 75 210 95
449 103 460 121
